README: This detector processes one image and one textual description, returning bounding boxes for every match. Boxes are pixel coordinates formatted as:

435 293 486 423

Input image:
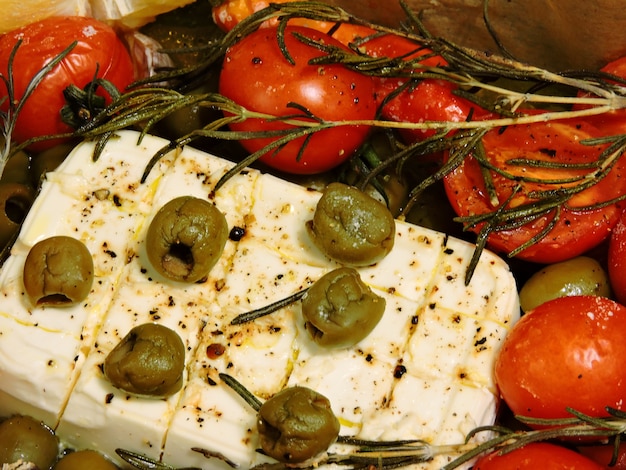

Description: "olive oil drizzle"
116 400 626 469
4 1 626 284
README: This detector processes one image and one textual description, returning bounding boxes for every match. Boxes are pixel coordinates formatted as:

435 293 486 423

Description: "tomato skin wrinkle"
0 16 135 152
495 296 626 425
219 25 377 174
443 114 626 263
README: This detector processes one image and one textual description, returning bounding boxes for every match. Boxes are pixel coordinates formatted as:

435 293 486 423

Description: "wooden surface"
325 0 626 71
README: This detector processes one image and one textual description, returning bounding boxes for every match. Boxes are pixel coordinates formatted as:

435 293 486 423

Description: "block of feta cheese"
0 130 520 469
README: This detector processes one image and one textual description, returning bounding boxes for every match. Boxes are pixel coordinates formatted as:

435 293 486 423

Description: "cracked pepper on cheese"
0 130 520 469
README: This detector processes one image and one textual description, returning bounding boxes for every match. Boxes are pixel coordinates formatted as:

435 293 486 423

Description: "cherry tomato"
212 0 336 33
0 16 135 152
578 441 626 469
378 78 491 143
608 209 626 305
219 26 377 174
495 296 626 423
443 113 626 262
574 56 626 137
474 443 604 469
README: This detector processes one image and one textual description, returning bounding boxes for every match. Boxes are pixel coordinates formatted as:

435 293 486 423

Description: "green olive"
306 183 395 266
23 236 94 307
302 267 386 349
146 196 228 283
54 450 118 470
103 323 185 397
0 183 35 250
0 415 59 469
519 256 612 312
257 386 339 464
30 143 75 186
0 150 31 186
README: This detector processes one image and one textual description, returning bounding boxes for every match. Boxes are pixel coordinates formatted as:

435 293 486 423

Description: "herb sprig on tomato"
12 1 626 283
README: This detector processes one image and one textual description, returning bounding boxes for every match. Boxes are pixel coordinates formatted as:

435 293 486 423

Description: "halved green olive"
0 415 58 469
306 182 395 266
519 256 612 312
302 267 386 349
103 323 185 397
54 450 118 470
23 236 94 307
0 183 35 250
146 196 228 283
257 386 339 464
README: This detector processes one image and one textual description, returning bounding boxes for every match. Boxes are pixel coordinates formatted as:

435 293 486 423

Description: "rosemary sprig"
12 0 625 285
128 373 626 470
0 40 77 174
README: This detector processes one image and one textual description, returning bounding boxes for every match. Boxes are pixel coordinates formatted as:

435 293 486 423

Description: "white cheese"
0 130 520 469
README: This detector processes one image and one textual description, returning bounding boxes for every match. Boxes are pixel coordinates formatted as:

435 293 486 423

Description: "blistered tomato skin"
473 442 604 469
444 114 626 263
219 25 377 174
0 16 135 152
608 209 626 305
495 296 626 424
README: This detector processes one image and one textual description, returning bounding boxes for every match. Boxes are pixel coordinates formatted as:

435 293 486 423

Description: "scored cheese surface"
0 130 520 469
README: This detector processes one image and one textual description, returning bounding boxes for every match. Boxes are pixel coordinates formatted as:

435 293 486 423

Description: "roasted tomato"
474 443 604 469
608 208 626 305
0 16 135 152
578 441 626 469
495 296 626 424
219 25 377 174
212 0 336 32
443 113 626 263
574 55 626 137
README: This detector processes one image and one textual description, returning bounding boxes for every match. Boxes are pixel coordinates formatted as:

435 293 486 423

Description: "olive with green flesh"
30 142 75 186
0 149 30 186
146 196 228 283
302 267 386 349
519 256 612 312
0 183 35 250
257 386 340 464
23 236 94 307
306 182 395 266
0 415 58 469
54 450 118 470
104 323 185 397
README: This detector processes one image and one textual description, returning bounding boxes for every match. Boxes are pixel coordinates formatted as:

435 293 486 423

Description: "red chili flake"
206 343 226 359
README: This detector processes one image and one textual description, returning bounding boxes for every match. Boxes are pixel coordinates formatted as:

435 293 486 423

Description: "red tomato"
574 56 626 137
0 16 135 152
219 26 377 174
378 78 491 143
212 0 340 33
608 209 626 305
474 443 604 469
578 441 626 469
337 27 489 146
495 296 626 423
443 113 626 262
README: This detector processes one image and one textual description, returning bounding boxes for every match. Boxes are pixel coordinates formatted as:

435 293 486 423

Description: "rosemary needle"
230 287 309 325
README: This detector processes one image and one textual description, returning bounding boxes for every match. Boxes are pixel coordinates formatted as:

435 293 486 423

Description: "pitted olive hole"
162 242 194 277
37 293 72 306
304 321 324 341
5 194 30 224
